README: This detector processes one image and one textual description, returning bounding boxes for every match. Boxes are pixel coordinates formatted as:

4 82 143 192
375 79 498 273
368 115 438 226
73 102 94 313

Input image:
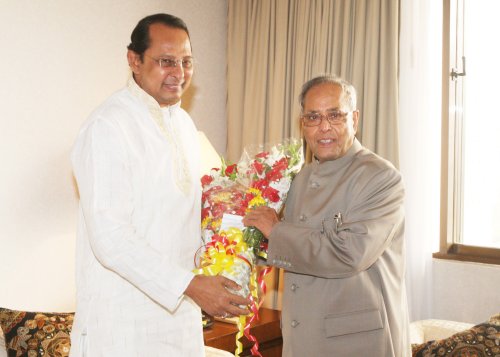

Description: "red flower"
201 174 213 187
255 151 269 159
265 167 283 182
265 158 288 182
273 157 289 172
252 179 268 191
234 205 247 216
243 191 255 207
251 160 265 175
225 164 238 176
262 186 280 203
201 207 211 220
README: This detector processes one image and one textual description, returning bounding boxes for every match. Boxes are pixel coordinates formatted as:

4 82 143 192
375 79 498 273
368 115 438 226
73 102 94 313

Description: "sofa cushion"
0 308 74 357
0 327 6 357
409 319 475 345
412 313 500 357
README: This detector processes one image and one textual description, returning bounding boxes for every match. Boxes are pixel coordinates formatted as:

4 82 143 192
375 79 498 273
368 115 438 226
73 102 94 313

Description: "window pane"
462 0 500 248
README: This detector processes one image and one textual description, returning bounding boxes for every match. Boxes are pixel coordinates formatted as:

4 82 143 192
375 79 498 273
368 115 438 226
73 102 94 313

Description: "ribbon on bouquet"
239 265 273 357
194 227 273 357
236 263 260 357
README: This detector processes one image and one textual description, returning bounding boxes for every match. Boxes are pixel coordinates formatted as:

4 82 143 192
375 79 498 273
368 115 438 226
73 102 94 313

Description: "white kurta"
69 78 204 357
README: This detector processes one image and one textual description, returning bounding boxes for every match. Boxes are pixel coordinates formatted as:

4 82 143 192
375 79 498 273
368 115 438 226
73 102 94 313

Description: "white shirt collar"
127 75 192 195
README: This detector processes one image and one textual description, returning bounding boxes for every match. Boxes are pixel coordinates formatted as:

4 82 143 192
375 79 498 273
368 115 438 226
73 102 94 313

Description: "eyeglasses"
145 55 194 69
301 110 351 127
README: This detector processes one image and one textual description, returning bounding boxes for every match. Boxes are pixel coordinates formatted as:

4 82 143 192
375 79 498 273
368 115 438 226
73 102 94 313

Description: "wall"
0 0 228 311
432 259 500 324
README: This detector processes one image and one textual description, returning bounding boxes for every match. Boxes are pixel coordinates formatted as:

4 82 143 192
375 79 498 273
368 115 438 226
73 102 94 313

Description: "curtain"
399 0 442 321
227 0 400 167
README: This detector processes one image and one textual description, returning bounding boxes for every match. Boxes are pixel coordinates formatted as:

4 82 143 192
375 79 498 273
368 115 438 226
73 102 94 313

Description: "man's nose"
319 116 333 131
168 64 185 79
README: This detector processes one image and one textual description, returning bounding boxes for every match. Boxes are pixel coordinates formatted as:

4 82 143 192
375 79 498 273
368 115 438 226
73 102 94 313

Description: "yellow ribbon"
194 227 262 357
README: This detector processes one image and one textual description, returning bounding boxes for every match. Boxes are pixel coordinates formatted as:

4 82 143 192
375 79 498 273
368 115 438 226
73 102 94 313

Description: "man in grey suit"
243 75 411 356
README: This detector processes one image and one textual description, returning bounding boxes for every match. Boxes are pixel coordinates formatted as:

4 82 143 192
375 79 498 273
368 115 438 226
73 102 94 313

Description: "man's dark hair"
127 13 190 59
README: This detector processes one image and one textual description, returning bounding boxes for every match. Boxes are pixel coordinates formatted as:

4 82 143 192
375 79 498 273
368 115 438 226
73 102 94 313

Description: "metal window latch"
451 56 466 80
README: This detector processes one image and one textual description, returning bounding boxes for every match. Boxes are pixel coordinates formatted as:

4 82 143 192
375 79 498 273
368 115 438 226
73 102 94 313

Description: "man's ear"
352 110 360 134
127 50 141 74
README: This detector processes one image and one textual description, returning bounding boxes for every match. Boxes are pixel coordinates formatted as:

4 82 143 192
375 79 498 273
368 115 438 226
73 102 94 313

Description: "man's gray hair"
299 75 357 112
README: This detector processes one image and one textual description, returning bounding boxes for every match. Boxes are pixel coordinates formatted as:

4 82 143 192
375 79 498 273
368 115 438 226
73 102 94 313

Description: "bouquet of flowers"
195 138 303 356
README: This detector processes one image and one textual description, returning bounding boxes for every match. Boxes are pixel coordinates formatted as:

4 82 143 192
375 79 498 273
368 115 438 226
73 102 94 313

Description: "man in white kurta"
71 77 204 356
70 14 249 357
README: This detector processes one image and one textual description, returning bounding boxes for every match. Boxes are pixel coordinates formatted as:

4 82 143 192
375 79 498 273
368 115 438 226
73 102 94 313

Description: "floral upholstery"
0 307 233 357
0 308 73 357
412 313 500 357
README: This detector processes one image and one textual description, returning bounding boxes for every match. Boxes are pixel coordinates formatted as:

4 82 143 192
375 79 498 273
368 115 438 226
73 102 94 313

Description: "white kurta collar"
127 76 192 195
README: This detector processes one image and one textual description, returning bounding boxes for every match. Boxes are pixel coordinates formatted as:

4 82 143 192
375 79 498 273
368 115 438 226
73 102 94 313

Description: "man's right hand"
184 275 251 318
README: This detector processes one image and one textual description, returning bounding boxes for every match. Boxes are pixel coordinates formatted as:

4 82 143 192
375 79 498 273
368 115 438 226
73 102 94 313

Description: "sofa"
2 306 498 357
0 307 233 357
410 319 474 345
410 313 500 357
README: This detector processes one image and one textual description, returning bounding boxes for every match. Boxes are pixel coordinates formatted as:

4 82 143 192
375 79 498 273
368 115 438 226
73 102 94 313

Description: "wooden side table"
204 308 282 357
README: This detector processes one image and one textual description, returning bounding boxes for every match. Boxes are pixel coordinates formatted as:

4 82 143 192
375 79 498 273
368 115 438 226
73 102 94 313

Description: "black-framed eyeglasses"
144 55 194 69
301 110 351 127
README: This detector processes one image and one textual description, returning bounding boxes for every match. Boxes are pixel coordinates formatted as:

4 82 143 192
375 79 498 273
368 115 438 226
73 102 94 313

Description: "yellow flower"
248 188 261 196
201 217 211 229
248 195 266 208
213 219 222 230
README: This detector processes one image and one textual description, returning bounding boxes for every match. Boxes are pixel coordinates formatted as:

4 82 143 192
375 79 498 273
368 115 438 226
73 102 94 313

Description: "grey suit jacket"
268 139 411 357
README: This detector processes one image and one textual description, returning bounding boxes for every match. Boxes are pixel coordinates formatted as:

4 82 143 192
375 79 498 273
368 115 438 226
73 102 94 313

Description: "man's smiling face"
127 23 193 107
301 82 359 163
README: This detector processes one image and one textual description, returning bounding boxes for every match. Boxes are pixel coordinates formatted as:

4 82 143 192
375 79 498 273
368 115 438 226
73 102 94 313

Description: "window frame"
435 0 500 265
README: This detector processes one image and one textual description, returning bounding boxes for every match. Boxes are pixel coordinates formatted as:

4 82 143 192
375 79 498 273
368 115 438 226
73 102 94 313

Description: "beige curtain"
227 0 400 167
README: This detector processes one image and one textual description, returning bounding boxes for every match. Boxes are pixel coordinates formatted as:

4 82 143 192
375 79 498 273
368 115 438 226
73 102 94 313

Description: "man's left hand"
242 206 279 238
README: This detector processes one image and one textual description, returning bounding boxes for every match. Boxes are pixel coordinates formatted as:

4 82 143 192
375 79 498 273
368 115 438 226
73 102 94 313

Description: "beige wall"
0 0 227 311
432 259 500 324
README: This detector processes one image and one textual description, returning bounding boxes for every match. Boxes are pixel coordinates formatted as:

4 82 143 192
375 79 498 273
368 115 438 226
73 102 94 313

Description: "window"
436 0 500 264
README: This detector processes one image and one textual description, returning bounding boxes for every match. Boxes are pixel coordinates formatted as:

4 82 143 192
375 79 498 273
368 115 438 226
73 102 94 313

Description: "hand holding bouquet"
195 138 303 356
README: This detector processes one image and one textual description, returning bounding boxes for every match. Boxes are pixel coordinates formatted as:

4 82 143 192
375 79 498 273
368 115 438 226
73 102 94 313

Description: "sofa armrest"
409 319 474 344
